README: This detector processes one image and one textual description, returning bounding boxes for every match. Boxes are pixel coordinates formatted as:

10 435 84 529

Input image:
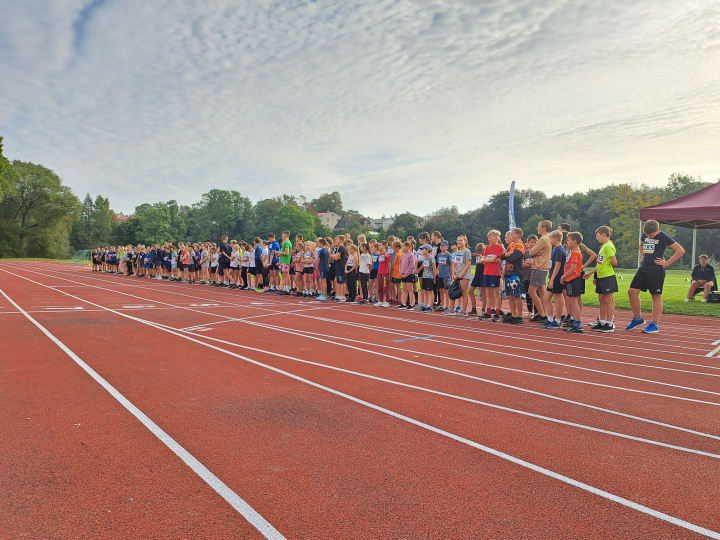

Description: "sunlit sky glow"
1 0 719 216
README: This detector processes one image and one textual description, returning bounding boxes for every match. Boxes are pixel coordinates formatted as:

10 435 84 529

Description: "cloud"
1 0 719 218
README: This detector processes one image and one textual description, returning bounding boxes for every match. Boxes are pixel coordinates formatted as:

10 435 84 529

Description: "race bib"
423 260 430 268
476 256 482 263
643 240 656 254
597 254 605 264
373 255 378 262
379 255 385 261
455 255 463 264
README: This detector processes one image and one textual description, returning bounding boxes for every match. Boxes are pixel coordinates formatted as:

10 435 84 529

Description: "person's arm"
655 242 685 267
550 260 561 282
561 262 577 283
458 256 471 279
528 238 544 257
691 265 700 281
581 247 597 268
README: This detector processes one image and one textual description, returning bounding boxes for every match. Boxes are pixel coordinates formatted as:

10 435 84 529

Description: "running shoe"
317 295 328 301
396 304 408 309
596 323 615 333
589 319 601 330
455 306 461 313
564 325 584 333
373 301 383 307
457 310 468 317
544 321 562 329
255 288 264 292
530 314 545 322
642 322 659 334
469 309 477 315
492 315 500 322
337 297 347 302
381 302 390 308
625 317 645 331
509 317 524 324
478 312 492 320
405 304 415 310
442 308 455 316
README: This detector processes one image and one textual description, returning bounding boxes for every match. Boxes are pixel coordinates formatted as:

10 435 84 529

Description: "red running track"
2 262 720 539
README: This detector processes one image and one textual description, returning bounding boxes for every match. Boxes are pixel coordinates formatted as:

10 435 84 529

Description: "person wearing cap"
685 255 716 302
435 240 452 313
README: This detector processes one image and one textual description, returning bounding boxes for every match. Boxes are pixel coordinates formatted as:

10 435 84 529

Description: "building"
317 212 341 229
369 216 394 231
112 213 131 224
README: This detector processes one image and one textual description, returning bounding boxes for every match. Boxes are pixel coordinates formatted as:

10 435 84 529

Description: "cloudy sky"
1 0 719 217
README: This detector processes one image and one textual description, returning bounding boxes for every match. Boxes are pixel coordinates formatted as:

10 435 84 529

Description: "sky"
1 0 719 218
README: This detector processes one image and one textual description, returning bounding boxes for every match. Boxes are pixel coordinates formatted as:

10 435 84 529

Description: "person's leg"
650 293 663 323
704 282 713 299
459 280 469 312
553 293 564 320
529 285 546 317
570 296 581 322
628 288 642 316
686 281 700 299
598 294 607 321
469 286 477 311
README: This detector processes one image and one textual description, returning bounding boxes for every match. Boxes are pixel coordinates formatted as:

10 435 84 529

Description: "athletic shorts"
320 271 327 279
547 279 564 294
391 277 401 284
188 264 196 273
596 275 619 295
529 269 548 288
249 267 257 276
580 270 586 294
401 275 416 283
270 263 279 271
629 266 666 295
289 267 295 275
202 263 209 268
470 272 483 288
565 276 583 297
436 277 448 289
483 275 501 288
335 269 347 284
303 267 314 274
178 263 187 271
370 268 378 280
504 275 522 297
279 263 290 274
421 277 434 291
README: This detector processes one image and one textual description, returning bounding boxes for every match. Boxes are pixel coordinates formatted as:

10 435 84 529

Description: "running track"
2 261 719 539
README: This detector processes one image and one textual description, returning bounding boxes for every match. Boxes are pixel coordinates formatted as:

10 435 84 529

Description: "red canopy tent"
640 182 720 264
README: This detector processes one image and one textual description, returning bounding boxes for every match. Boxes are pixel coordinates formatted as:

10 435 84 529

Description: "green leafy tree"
388 212 421 238
134 202 173 245
0 161 80 257
309 191 343 214
188 190 252 242
0 136 17 202
270 204 316 240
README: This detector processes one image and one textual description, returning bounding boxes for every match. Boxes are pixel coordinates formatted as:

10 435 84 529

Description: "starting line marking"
393 335 436 343
43 306 84 310
0 287 285 540
706 346 720 358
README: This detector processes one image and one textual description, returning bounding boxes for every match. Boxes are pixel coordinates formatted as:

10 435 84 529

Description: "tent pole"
692 227 697 266
638 219 643 268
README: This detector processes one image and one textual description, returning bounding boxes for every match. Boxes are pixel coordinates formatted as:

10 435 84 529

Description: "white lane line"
13 268 720 402
707 346 720 358
6 280 717 540
0 288 285 540
712 340 720 346
15 267 720 441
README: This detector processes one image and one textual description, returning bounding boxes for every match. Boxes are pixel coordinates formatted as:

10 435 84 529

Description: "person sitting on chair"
685 254 716 303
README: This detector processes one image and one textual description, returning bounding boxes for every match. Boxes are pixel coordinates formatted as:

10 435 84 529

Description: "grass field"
1 258 79 264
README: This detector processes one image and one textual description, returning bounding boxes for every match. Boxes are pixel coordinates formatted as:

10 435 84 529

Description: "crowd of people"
89 218 688 334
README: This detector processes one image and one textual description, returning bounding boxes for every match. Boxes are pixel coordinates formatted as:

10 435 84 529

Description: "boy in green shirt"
583 226 618 332
278 230 294 294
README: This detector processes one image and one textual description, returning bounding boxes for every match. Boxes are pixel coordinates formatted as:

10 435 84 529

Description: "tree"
388 212 421 238
270 205 316 241
0 136 16 202
310 191 343 214
0 161 80 257
188 190 252 242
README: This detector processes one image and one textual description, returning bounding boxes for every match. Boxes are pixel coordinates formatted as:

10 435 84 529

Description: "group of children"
88 218 684 334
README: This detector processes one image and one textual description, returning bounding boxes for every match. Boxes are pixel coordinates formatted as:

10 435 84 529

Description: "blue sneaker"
625 317 645 330
642 322 659 334
317 295 328 301
545 321 562 329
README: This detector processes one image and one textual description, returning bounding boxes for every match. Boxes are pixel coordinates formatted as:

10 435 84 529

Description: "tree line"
0 137 717 268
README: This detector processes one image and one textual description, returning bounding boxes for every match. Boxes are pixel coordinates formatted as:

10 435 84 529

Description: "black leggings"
346 269 358 300
358 272 369 300
241 266 248 286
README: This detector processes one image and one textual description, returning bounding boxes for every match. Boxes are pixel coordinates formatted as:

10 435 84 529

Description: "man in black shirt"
686 254 716 302
218 235 232 287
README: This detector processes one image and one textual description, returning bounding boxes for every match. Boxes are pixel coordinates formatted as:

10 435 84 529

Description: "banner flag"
508 181 517 230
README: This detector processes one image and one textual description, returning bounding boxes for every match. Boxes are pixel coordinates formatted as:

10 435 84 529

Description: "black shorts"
289 267 296 275
370 268 378 280
421 277 434 291
566 276 583 297
470 272 483 288
548 279 564 294
249 267 257 276
629 266 665 295
391 277 401 284
188 264 196 273
401 275 417 283
178 263 187 271
596 275 619 295
580 270 586 294
436 277 448 289
303 267 314 274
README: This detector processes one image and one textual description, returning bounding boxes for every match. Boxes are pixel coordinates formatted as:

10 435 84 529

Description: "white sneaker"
702 298 708 303
381 302 390 308
683 298 691 302
373 302 382 307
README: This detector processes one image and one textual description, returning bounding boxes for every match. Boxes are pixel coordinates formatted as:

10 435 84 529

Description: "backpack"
448 280 463 300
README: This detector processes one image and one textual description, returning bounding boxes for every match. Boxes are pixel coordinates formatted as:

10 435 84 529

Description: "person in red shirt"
374 242 391 307
481 229 505 321
561 232 584 333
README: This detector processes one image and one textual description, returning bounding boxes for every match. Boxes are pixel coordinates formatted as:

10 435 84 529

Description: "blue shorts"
504 275 522 297
270 263 279 271
335 270 347 284
320 271 328 279
483 275 501 288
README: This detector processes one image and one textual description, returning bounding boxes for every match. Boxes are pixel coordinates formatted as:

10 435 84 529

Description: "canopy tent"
640 182 720 264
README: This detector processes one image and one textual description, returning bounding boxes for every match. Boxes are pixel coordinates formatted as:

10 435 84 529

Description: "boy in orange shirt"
561 232 584 333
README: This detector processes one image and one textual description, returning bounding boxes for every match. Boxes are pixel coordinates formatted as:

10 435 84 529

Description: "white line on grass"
0 289 286 540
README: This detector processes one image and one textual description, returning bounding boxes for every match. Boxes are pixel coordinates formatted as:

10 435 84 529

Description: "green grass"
579 269 719 317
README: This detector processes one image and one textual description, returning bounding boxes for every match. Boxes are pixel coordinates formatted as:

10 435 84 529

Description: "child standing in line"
374 242 391 308
301 242 315 298
391 241 403 305
522 235 537 318
399 241 417 309
451 235 472 317
358 243 372 305
229 244 240 288
481 230 504 321
500 228 526 324
346 244 359 303
561 232 585 333
469 243 486 316
316 238 330 301
542 230 566 328
370 243 379 303
418 245 436 313
584 226 618 332
528 220 553 322
435 240 452 313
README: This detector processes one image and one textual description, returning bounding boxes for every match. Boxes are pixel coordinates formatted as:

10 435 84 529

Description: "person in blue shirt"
685 255 716 303
542 231 566 328
266 233 281 292
106 247 118 273
316 238 330 301
626 219 685 334
253 237 264 291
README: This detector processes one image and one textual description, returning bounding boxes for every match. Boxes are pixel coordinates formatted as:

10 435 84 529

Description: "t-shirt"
336 245 348 269
269 241 280 264
436 251 452 279
421 255 436 279
303 251 314 269
106 250 117 262
564 248 583 281
211 253 219 267
220 242 232 264
372 252 379 270
483 244 504 277
346 254 355 272
280 240 293 264
501 241 525 278
378 252 389 274
318 248 330 272
453 248 472 278
596 242 616 279
254 245 262 265
549 245 566 282
230 251 240 267
359 252 372 274
522 250 533 281
530 235 552 271
201 250 209 267
641 232 675 268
